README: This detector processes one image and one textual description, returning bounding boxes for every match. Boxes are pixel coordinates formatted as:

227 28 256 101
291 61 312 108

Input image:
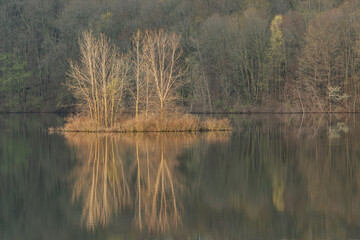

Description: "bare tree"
130 30 147 118
67 31 130 127
297 4 360 112
189 36 213 113
142 29 185 119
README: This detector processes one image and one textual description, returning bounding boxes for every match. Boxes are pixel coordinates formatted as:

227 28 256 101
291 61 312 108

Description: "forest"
0 0 359 113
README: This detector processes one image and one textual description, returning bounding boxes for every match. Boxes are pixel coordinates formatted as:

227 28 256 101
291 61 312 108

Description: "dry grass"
61 115 105 132
59 113 232 133
204 118 232 131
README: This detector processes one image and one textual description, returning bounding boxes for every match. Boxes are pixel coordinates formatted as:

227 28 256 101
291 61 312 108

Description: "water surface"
1 114 360 240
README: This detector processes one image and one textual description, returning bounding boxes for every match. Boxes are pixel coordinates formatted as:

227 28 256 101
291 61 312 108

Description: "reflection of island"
65 133 230 233
4 114 360 240
67 135 131 229
63 115 360 239
131 136 183 233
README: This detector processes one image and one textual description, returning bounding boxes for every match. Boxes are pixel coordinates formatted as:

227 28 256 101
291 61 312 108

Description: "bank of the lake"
58 114 232 133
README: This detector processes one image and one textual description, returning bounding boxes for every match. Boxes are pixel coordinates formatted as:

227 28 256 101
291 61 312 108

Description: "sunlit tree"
142 29 185 119
67 31 130 127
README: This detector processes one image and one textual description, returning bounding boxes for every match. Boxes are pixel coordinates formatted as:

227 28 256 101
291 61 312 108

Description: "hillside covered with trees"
0 0 359 113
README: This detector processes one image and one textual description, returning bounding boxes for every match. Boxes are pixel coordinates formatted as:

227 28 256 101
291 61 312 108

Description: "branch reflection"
65 132 230 233
67 135 131 229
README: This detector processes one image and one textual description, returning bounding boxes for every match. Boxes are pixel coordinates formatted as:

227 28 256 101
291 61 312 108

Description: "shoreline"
54 129 232 133
56 114 232 133
3 110 360 115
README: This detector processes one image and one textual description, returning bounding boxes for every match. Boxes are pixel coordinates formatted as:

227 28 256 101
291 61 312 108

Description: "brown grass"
62 115 105 132
59 113 232 133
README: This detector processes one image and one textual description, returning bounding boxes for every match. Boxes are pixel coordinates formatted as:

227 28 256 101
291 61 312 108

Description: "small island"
60 30 231 133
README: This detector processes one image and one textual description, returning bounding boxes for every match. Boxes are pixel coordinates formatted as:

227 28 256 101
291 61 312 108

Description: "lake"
1 113 360 240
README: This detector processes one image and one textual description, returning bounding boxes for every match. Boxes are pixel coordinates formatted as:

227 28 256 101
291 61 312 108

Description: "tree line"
0 0 360 112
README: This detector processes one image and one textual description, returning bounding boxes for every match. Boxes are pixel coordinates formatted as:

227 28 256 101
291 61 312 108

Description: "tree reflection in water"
4 114 360 239
65 133 230 233
66 134 131 229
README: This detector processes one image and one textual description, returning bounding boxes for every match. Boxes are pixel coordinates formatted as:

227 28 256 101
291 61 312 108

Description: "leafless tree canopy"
67 29 185 127
67 31 130 128
4 0 360 113
142 29 184 118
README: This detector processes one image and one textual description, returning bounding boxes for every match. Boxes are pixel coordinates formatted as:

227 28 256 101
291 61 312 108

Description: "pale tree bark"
67 31 130 127
130 30 147 119
142 29 184 119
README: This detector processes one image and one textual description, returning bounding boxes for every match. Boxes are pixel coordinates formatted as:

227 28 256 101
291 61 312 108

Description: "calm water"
1 114 360 240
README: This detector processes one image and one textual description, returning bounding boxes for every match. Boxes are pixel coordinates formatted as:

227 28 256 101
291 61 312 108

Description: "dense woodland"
1 0 360 112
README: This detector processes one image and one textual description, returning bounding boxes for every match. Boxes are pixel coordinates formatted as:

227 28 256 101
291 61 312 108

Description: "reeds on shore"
60 113 232 133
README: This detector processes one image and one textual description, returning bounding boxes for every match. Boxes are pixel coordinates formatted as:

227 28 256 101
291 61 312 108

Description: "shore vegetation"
63 30 231 132
62 113 231 132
